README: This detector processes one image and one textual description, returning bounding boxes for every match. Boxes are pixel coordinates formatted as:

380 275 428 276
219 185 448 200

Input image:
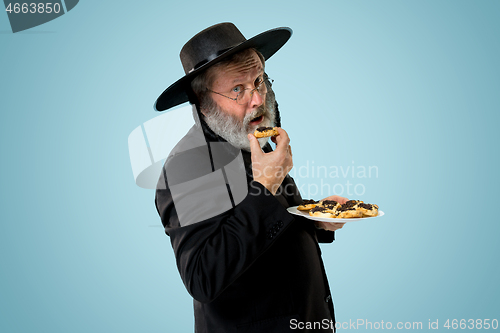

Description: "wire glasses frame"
207 77 274 105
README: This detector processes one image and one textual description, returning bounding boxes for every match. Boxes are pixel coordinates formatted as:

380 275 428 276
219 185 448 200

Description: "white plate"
287 206 385 223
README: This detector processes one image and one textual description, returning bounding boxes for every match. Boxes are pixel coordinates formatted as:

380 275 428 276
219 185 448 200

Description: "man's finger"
247 134 263 156
322 195 349 205
274 127 290 144
273 127 290 152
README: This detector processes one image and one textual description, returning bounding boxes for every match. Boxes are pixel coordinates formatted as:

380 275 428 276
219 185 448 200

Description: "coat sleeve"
316 228 335 243
156 176 295 304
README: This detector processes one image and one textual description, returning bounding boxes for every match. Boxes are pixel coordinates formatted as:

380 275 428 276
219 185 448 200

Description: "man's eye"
232 86 242 93
255 77 264 86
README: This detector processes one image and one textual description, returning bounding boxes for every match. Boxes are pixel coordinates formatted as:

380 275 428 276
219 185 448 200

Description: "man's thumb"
247 134 262 154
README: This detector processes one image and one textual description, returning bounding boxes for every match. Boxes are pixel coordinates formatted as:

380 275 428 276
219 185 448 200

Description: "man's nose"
248 88 264 109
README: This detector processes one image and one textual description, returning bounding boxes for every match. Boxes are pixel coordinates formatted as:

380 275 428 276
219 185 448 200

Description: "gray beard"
202 92 277 151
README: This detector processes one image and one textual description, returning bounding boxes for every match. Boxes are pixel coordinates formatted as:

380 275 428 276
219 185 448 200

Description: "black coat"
155 119 336 333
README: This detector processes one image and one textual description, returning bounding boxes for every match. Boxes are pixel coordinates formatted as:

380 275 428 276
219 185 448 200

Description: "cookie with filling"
254 126 279 138
309 206 335 218
356 203 379 217
336 205 363 218
318 200 341 213
343 200 363 209
297 199 319 211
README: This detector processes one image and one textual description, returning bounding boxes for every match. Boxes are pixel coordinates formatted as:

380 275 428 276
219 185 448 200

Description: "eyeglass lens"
236 79 269 105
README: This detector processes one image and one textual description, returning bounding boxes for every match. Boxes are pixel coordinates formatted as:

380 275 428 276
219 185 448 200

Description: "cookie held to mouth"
254 126 279 138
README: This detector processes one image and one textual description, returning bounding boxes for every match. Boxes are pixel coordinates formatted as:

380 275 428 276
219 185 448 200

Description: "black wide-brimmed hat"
154 22 292 111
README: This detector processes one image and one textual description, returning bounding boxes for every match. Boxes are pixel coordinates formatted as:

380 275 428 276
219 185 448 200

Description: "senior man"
155 23 346 333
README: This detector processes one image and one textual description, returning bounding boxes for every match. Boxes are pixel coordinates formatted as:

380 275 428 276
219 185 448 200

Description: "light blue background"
1 0 499 332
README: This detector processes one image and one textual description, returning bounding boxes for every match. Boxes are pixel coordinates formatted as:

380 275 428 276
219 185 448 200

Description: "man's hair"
190 48 265 107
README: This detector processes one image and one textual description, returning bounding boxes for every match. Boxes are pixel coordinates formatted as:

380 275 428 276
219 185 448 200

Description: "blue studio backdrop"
1 1 499 332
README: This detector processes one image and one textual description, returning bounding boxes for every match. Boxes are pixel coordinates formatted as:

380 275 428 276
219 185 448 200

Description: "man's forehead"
216 51 263 82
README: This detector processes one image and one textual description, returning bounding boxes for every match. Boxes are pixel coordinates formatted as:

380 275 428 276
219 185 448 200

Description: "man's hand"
314 221 345 231
321 195 349 205
248 127 293 195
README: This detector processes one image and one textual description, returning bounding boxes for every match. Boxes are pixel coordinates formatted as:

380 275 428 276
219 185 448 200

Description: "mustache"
243 105 267 128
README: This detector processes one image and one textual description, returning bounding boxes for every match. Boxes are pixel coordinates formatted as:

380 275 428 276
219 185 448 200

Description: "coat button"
325 294 331 302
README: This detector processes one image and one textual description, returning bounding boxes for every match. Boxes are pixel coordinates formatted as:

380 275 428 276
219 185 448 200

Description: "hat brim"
154 27 292 112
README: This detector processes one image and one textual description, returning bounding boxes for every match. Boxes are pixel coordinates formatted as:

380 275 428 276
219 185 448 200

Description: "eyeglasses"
207 77 274 105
